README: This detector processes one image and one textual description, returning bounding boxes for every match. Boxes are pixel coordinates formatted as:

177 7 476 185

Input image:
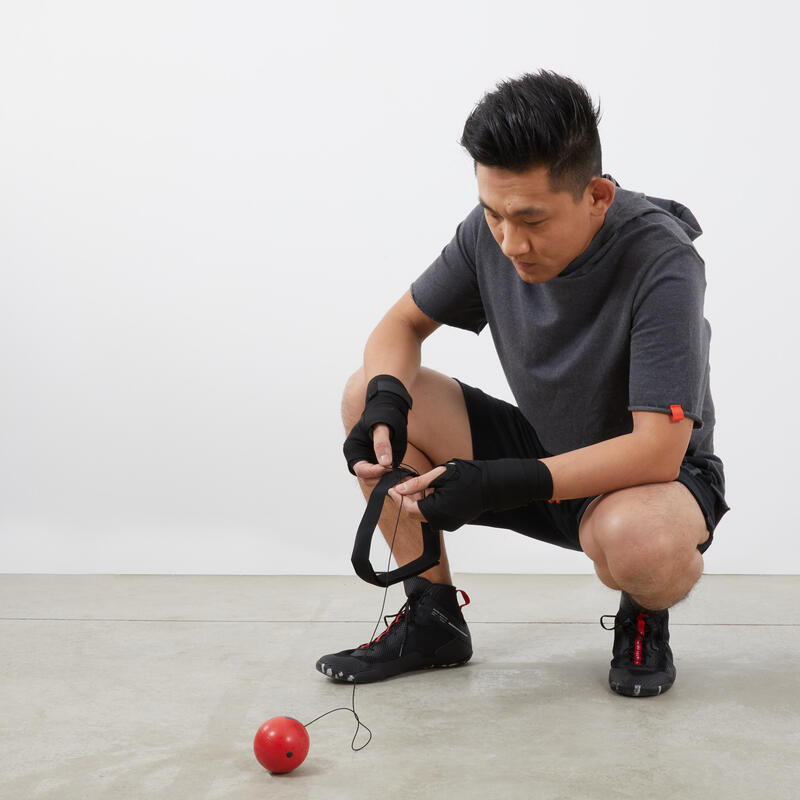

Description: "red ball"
253 716 310 774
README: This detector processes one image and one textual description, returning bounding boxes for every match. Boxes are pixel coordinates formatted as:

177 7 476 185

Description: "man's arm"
541 410 693 500
350 290 440 479
391 409 694 525
364 289 440 388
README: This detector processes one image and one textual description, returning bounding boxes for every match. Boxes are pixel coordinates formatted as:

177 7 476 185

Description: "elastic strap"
351 467 441 587
365 374 412 409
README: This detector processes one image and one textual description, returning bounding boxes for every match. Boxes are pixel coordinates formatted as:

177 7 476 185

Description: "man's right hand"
343 374 413 477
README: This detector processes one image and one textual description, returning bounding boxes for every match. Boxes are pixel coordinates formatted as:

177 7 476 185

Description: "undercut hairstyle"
460 70 603 201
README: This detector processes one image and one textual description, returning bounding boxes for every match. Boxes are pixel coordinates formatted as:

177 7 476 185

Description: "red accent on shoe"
457 590 470 610
633 612 646 666
358 612 405 649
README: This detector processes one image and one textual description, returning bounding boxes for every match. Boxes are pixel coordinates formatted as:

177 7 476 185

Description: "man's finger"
394 465 447 495
386 493 425 521
392 475 422 495
388 483 427 503
353 460 391 480
371 423 393 467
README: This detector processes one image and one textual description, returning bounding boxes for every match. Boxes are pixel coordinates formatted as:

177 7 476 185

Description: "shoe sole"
317 637 473 684
317 655 472 684
609 678 675 697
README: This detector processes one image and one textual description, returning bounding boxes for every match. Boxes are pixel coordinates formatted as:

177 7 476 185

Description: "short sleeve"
410 205 487 334
628 245 710 427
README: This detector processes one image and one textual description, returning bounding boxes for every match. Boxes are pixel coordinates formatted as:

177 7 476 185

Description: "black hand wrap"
351 467 440 586
417 458 554 532
342 374 413 474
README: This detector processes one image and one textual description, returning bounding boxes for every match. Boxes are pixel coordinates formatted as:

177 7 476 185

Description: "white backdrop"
1 1 797 575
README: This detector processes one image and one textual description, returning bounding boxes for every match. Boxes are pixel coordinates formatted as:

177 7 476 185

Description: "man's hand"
386 464 447 516
388 458 554 531
343 374 413 477
351 423 393 480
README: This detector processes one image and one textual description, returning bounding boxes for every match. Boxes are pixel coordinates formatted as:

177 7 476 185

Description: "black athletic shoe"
315 577 472 683
601 592 676 698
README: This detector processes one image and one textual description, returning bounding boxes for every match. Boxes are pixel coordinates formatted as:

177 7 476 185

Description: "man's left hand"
388 457 554 532
386 465 446 515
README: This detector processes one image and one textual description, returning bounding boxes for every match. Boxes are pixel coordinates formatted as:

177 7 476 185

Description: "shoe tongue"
620 592 669 621
620 592 650 615
403 576 433 598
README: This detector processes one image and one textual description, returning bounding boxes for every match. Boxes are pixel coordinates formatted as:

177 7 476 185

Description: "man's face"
476 163 614 284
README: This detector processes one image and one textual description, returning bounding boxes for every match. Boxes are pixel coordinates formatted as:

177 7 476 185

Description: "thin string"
301 678 374 751
304 464 418 751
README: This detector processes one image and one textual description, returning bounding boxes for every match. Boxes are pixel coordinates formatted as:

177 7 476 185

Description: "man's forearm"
541 415 692 500
363 317 423 391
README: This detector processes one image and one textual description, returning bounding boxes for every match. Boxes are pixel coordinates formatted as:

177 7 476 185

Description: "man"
317 70 728 697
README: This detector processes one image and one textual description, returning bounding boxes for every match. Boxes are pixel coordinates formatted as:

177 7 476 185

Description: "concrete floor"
1 574 799 800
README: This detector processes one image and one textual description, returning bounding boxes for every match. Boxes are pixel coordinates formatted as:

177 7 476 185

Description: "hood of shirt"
558 173 702 279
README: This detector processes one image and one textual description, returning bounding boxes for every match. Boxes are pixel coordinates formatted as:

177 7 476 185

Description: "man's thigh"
451 379 586 550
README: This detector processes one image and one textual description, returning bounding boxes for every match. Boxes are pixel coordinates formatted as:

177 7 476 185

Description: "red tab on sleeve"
669 404 685 422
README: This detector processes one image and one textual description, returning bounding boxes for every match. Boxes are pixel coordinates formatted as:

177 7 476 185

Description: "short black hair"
460 70 602 201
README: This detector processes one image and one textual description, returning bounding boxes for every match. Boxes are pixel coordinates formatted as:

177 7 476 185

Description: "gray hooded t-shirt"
410 174 725 500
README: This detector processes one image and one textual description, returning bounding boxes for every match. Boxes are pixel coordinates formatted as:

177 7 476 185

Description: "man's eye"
525 220 542 227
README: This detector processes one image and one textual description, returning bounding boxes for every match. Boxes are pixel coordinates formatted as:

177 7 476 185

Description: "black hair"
460 70 602 201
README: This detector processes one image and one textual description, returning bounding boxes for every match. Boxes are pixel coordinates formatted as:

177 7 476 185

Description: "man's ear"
588 176 615 216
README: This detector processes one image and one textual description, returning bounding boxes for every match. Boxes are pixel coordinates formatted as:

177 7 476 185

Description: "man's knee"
583 488 701 583
341 367 472 464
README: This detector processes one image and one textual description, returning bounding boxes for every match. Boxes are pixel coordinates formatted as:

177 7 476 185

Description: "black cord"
304 467 417 751
302 677 373 751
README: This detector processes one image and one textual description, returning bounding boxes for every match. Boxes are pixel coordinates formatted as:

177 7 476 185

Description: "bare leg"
579 481 709 610
341 367 473 586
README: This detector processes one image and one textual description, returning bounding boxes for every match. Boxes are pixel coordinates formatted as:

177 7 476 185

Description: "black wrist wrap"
418 457 553 533
482 458 554 509
361 374 412 441
342 374 412 473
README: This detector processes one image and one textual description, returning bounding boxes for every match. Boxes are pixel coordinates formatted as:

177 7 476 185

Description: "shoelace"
601 612 652 665
358 597 416 656
600 612 627 632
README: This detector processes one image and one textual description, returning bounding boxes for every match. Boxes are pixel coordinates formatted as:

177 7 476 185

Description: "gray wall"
1 1 796 573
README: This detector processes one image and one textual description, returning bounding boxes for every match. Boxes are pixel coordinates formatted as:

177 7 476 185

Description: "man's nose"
499 222 531 258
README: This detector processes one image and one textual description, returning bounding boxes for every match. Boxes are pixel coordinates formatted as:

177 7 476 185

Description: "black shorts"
456 379 728 555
